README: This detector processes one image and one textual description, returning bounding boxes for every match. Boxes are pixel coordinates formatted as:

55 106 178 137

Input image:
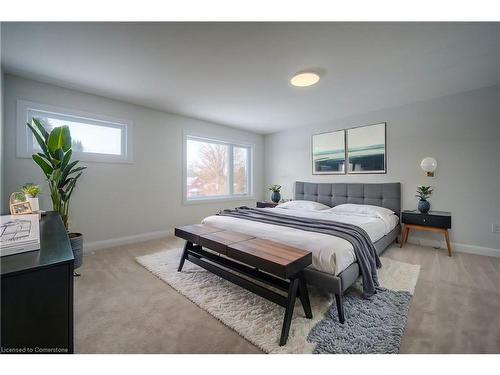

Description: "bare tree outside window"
233 147 248 194
186 138 250 199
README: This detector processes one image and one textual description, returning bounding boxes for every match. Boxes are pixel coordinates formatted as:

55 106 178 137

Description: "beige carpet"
136 248 420 353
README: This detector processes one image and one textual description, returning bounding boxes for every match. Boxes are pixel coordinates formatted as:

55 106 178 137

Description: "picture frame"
346 122 387 174
9 192 33 215
312 129 346 175
311 122 387 175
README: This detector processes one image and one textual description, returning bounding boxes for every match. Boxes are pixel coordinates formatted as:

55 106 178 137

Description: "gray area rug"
308 288 412 353
136 247 419 354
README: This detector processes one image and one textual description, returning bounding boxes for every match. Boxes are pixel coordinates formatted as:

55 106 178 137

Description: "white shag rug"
136 248 420 354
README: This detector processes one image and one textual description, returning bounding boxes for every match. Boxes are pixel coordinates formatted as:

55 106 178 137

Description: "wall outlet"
492 223 500 233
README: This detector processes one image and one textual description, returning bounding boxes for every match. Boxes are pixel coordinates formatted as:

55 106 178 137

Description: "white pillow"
276 200 331 211
329 203 394 218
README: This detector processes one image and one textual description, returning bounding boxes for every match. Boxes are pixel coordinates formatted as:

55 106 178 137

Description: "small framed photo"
10 201 33 215
9 192 33 215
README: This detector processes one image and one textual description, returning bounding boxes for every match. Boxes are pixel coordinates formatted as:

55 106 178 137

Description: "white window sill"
183 195 256 205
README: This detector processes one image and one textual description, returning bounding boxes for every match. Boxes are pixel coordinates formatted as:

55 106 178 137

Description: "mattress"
202 207 399 276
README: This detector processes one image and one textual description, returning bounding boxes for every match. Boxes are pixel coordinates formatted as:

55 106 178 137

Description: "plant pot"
26 197 40 212
69 232 83 270
271 191 281 203
418 199 430 213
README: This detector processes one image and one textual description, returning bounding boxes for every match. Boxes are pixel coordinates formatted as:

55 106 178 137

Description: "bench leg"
177 241 191 272
297 273 312 319
335 292 345 324
280 278 299 346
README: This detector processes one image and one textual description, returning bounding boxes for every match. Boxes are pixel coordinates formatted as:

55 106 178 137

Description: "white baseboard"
83 228 500 259
84 228 175 253
406 237 500 258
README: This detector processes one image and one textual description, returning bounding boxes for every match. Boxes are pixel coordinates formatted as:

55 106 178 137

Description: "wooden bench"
175 224 313 346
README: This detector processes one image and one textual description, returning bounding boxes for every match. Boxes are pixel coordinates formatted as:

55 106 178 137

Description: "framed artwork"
312 130 346 174
9 192 33 215
346 122 386 174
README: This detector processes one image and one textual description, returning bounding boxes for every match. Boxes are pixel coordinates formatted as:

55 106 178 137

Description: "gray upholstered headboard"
294 181 401 215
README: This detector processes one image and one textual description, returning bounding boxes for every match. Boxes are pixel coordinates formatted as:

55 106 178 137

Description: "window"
185 135 252 201
17 100 133 163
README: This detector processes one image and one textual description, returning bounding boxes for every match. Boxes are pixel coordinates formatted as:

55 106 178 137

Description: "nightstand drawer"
402 211 451 229
256 201 278 208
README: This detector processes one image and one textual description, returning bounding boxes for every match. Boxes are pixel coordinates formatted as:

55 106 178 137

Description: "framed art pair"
312 122 386 175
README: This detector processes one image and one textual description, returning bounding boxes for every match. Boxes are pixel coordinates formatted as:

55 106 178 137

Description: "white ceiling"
2 22 499 134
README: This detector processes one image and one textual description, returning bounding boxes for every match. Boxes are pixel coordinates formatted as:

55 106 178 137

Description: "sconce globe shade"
420 157 437 173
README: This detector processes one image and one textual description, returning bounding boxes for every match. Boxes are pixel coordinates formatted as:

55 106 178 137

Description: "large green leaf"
32 154 54 177
58 160 79 188
67 166 87 175
53 148 64 164
47 126 72 154
32 118 49 141
61 149 72 170
62 172 83 201
27 121 49 156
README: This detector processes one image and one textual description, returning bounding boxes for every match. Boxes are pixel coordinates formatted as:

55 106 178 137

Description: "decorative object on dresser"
268 184 282 203
26 119 87 274
175 224 313 346
420 157 437 177
415 185 433 213
256 201 279 208
9 192 33 215
0 214 40 257
1 212 74 353
21 183 41 212
400 210 452 256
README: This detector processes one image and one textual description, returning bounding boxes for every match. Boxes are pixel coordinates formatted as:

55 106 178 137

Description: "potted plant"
21 183 41 212
26 118 87 273
416 185 433 213
269 184 282 203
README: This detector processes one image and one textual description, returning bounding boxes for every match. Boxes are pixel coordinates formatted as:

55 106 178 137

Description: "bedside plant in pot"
27 118 87 275
416 185 433 213
269 184 282 203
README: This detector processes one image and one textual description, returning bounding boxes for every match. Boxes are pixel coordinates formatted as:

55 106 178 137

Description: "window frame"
183 133 254 204
16 100 133 163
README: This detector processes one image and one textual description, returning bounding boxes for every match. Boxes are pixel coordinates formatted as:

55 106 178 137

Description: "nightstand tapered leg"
400 226 409 248
444 230 452 256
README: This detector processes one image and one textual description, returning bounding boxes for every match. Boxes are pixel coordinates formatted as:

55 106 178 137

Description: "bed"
203 181 401 322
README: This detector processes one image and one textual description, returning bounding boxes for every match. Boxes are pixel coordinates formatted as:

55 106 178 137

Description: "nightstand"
400 210 452 256
256 201 279 208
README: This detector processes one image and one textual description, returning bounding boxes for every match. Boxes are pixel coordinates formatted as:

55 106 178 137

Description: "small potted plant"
269 184 282 203
416 185 433 213
22 183 41 212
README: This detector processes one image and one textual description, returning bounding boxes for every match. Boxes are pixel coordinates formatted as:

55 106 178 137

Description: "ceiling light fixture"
290 72 320 87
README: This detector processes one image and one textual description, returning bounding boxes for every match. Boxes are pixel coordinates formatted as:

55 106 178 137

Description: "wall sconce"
420 157 437 177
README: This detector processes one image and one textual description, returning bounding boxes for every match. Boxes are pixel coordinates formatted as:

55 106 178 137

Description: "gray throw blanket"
217 207 381 298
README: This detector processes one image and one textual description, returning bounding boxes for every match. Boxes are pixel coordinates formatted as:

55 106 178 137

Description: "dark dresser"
1 212 74 354
400 210 452 256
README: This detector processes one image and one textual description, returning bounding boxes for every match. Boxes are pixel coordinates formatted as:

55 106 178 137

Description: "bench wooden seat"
227 238 311 279
175 223 313 346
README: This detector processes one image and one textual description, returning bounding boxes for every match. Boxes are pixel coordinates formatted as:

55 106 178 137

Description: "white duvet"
202 207 399 276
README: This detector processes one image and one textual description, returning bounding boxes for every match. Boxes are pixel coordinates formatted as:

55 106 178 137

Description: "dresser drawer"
402 212 451 229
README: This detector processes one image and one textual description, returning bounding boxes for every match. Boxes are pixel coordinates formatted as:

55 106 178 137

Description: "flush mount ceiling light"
290 72 320 87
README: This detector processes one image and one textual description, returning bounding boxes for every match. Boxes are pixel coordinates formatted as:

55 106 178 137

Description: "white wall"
265 86 500 254
3 74 265 249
